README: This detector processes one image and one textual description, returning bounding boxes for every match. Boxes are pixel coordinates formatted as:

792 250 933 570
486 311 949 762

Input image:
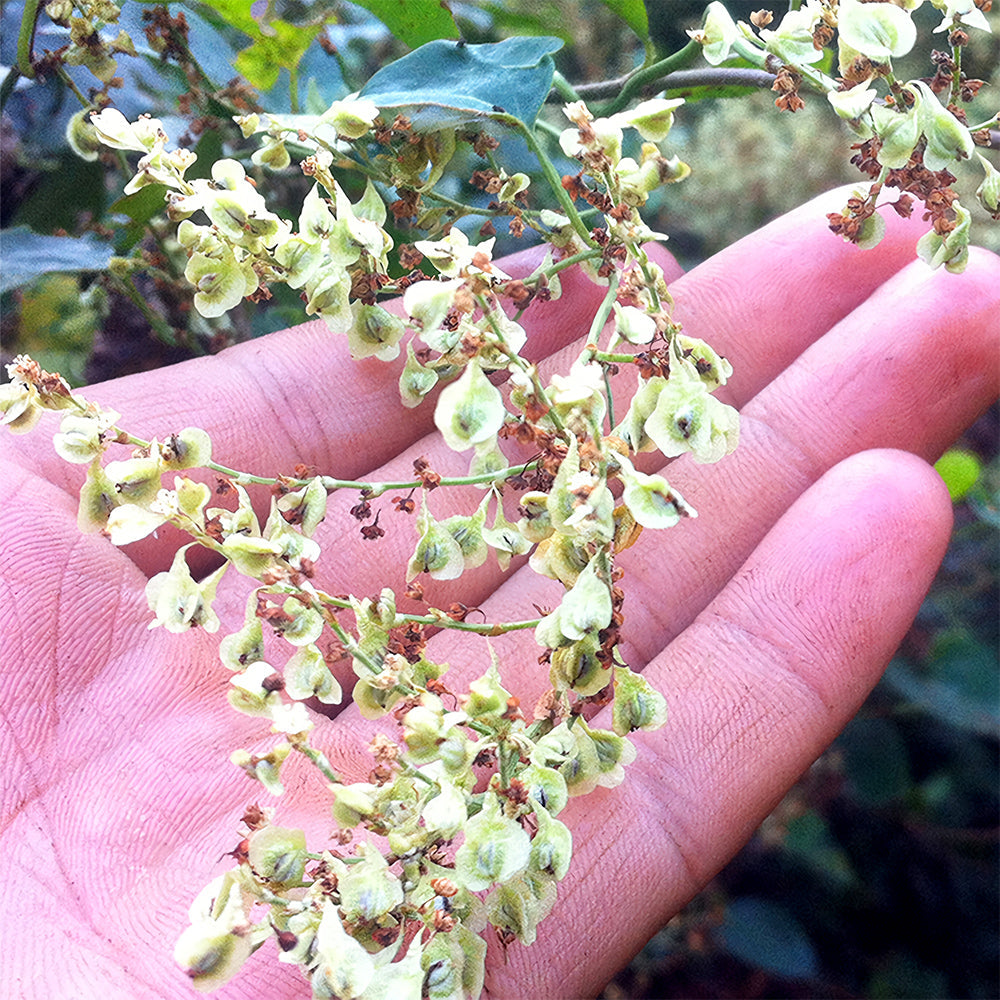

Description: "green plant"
1 2 996 997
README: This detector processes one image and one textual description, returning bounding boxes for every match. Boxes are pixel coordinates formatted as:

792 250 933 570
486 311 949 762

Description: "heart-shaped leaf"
359 36 563 131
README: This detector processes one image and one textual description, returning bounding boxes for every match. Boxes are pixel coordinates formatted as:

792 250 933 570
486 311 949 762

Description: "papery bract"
454 789 531 892
433 359 506 453
689 1 739 66
838 0 917 60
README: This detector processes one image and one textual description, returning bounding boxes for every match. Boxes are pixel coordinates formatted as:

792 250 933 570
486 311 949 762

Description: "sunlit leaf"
599 0 649 45
234 20 323 91
934 449 981 502
351 0 460 48
198 0 328 91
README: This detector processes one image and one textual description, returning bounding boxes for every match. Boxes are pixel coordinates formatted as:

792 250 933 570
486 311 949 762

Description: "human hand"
2 187 997 999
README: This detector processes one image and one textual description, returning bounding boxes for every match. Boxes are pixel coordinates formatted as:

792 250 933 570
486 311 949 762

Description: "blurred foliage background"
2 2 997 997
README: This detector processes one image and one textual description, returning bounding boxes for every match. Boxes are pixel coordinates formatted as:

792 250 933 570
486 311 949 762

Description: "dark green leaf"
837 716 911 805
599 0 649 44
867 951 949 1000
0 227 114 294
109 185 169 254
884 646 999 738
10 154 106 234
783 811 858 889
720 896 819 980
358 36 563 131
351 0 460 48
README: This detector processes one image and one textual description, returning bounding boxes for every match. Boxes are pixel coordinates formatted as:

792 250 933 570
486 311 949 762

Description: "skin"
1 187 997 999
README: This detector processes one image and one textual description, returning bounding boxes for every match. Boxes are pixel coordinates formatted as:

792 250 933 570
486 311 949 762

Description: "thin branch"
575 67 775 103
589 39 704 114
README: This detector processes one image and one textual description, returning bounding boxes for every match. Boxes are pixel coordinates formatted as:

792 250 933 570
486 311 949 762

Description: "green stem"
399 612 542 636
540 248 603 277
253 884 300 906
604 365 616 432
966 114 999 132
498 740 520 788
54 64 93 108
310 589 540 637
113 421 544 496
596 39 702 116
499 113 596 248
475 293 570 440
629 243 664 312
949 40 963 109
16 0 41 79
550 70 580 103
0 66 20 111
295 741 343 784
319 459 544 497
532 117 565 142
165 21 215 92
403 764 438 786
420 187 514 221
731 34 768 69
882 67 907 106
579 271 620 358
592 349 640 365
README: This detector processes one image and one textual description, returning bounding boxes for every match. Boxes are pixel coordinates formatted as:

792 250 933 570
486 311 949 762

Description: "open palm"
2 189 997 999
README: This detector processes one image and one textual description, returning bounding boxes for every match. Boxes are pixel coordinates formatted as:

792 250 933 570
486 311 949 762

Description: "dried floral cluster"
2 2 995 998
3 89 738 997
692 0 997 270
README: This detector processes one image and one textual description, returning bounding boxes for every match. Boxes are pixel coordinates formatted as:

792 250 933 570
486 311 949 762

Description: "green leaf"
198 0 327 91
475 3 572 44
599 0 649 45
884 635 1000 738
351 0 460 48
358 36 563 131
0 227 114 294
234 19 322 91
109 185 169 254
720 897 819 980
837 716 911 805
934 449 981 502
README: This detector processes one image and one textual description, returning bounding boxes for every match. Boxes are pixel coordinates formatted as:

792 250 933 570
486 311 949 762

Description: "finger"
88 183 919 472
481 448 954 999
399 244 999 703
5 184 918 579
617 244 1000 661
270 237 997 707
2 244 676 579
667 186 930 403
11 244 642 490
248 196 991 613
541 184 935 421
